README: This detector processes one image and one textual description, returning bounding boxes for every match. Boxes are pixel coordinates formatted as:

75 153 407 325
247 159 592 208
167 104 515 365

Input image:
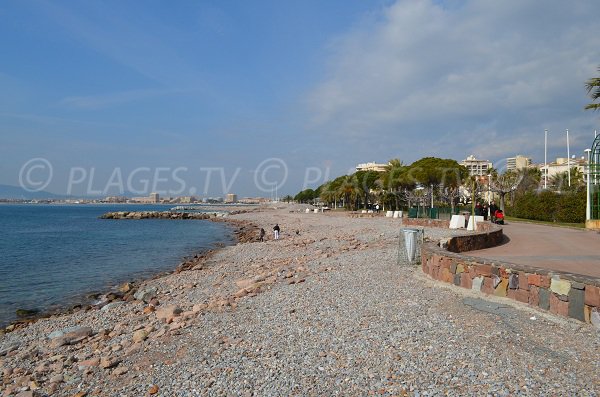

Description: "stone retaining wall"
421 241 600 327
402 218 503 253
401 218 449 228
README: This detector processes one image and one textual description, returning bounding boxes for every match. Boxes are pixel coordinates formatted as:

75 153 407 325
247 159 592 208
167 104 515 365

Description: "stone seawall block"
518 271 529 291
550 277 571 296
539 288 550 310
453 273 461 286
460 273 473 289
568 288 585 321
550 293 569 317
482 277 495 295
585 285 600 308
476 264 493 277
528 274 551 288
507 289 529 303
494 278 508 297
529 286 540 307
508 273 519 289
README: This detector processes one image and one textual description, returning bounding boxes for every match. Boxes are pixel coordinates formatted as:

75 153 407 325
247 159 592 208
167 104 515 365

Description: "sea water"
0 204 235 327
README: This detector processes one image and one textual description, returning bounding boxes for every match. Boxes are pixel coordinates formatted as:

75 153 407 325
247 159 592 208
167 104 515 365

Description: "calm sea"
0 204 235 327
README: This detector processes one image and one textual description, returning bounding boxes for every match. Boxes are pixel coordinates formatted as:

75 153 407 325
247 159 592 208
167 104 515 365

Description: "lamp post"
430 184 434 208
567 129 571 188
487 173 491 219
544 129 548 189
585 148 591 221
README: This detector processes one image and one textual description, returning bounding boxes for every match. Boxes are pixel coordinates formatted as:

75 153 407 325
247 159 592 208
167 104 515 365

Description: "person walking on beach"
259 228 265 242
273 224 280 240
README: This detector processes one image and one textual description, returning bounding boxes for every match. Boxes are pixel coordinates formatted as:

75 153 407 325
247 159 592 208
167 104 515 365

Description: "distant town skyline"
1 1 599 197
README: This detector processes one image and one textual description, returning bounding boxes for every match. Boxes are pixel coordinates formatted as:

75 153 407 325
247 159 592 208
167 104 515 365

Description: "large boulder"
133 287 158 303
48 326 93 348
155 305 183 323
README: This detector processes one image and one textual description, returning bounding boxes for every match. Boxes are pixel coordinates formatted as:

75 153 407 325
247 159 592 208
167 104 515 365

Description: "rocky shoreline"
1 205 598 396
4 217 258 333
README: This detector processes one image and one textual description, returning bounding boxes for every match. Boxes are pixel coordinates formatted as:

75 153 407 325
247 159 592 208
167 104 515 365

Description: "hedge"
510 190 585 223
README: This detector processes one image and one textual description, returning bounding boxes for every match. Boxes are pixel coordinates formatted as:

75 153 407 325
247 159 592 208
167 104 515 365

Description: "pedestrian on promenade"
259 228 265 242
475 202 483 216
273 224 280 240
483 204 489 221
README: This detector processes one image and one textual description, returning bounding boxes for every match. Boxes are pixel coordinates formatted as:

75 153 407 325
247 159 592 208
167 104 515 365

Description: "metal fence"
404 206 468 220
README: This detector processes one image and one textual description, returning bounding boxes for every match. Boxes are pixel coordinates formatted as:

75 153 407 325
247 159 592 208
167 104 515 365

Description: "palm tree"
337 176 360 210
585 65 600 111
319 182 339 208
549 167 584 191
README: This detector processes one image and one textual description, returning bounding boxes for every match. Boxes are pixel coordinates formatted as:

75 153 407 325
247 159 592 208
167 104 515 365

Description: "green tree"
490 171 522 212
354 170 380 209
336 176 360 210
379 159 413 210
585 65 600 111
406 157 468 189
294 189 316 203
549 167 584 191
281 195 294 203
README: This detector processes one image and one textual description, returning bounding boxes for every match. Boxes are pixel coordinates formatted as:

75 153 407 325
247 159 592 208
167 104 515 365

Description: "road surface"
467 222 600 278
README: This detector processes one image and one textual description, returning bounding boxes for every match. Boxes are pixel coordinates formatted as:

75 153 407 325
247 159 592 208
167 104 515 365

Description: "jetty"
99 211 222 220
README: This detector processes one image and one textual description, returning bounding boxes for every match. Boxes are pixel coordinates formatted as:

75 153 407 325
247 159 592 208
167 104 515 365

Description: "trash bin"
429 207 438 219
403 228 420 263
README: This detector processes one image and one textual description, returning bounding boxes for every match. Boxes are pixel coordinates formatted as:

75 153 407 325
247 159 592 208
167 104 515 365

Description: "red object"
495 210 504 220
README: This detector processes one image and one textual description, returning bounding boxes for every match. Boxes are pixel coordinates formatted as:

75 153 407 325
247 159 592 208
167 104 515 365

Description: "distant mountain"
0 184 64 200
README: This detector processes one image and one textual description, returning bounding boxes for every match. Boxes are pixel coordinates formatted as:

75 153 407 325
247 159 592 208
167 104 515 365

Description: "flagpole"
544 129 548 189
567 129 571 187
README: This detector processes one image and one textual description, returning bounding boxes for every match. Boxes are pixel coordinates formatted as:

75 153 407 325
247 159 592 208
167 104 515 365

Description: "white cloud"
307 0 599 163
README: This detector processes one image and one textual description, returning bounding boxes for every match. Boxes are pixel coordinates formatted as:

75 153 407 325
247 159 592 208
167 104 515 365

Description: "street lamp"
585 148 591 221
544 129 548 189
487 173 492 219
567 129 571 188
430 184 434 208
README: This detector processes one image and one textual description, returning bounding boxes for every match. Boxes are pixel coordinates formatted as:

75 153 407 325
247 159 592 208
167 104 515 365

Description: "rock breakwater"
100 210 251 220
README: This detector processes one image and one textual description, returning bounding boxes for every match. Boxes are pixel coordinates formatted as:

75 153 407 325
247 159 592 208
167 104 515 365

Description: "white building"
356 162 388 172
460 155 493 176
506 155 532 172
539 157 587 181
225 193 238 203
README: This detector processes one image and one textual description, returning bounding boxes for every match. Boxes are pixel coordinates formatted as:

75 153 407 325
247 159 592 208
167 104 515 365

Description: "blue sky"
1 0 599 197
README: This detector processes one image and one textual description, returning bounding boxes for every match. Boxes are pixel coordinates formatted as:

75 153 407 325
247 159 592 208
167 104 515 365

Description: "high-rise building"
460 155 493 176
225 193 238 203
149 192 160 203
355 162 388 172
506 155 532 172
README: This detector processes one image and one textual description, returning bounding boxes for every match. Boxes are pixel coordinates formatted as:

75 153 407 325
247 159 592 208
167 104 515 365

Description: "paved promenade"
468 222 600 278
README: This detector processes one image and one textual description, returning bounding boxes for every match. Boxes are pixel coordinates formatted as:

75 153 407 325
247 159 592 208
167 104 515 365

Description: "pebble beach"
1 205 599 396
